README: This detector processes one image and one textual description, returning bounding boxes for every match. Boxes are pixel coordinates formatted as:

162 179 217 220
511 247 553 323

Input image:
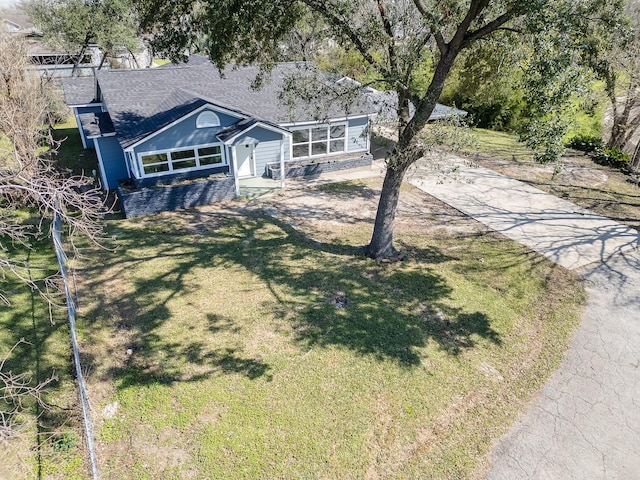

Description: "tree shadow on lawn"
79 210 502 390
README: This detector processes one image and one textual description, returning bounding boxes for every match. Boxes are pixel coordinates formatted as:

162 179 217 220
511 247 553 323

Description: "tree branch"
300 0 389 75
462 11 518 48
449 0 488 51
376 0 398 71
412 0 446 54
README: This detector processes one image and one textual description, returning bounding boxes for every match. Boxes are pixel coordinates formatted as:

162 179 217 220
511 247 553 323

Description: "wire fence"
52 212 99 479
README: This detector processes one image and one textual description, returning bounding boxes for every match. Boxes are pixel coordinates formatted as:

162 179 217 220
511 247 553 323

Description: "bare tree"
0 30 107 305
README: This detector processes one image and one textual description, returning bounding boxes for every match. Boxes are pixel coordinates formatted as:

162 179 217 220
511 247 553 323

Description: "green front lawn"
75 181 584 479
0 116 99 478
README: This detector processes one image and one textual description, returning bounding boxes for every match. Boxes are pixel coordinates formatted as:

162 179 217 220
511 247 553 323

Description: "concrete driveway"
407 156 640 479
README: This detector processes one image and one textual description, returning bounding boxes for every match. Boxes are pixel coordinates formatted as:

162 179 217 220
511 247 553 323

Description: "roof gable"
124 103 247 152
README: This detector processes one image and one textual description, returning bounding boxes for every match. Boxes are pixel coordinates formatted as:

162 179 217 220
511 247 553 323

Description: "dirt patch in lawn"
249 177 486 246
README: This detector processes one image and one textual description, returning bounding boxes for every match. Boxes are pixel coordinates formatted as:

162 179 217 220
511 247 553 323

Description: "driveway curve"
407 156 640 479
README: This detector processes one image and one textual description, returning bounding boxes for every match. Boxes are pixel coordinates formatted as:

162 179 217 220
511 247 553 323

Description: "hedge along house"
62 56 376 217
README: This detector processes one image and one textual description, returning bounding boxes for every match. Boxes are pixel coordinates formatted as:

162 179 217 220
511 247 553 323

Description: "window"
139 144 225 176
196 111 221 128
141 153 169 174
291 124 346 158
170 149 197 170
198 146 223 166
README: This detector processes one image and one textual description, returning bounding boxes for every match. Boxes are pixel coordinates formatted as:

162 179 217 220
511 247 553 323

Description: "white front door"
236 143 254 178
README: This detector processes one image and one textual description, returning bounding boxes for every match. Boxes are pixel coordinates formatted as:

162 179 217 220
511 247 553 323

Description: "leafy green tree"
138 0 626 259
25 0 141 73
280 8 331 62
441 33 527 131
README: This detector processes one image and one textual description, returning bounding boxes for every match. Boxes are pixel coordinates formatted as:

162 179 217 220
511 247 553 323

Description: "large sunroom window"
139 144 224 176
292 124 346 158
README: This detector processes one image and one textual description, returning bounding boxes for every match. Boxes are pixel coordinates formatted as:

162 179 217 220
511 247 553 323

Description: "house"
62 56 467 218
1 6 103 77
62 57 378 217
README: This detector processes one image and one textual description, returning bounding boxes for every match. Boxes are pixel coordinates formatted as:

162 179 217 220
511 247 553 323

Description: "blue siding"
95 136 128 190
347 117 369 152
133 108 242 154
239 127 285 176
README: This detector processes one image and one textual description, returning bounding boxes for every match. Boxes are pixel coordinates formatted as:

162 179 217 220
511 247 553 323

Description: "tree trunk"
366 47 460 259
366 161 411 259
71 32 92 77
98 51 109 70
127 47 140 69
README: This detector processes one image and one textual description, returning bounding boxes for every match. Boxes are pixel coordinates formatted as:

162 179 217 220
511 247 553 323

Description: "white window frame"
291 122 348 159
137 142 227 178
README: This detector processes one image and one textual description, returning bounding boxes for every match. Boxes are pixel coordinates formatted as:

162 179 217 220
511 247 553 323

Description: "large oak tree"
138 0 626 259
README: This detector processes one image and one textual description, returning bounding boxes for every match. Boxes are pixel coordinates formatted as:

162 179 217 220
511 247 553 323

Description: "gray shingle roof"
91 58 376 149
217 118 260 143
363 86 467 125
61 76 97 106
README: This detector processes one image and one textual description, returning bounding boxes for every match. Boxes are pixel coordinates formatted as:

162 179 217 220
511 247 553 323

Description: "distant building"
1 2 150 77
1 5 102 76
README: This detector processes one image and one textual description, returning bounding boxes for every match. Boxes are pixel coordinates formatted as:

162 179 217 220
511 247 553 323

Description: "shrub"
592 146 631 168
52 432 77 452
566 134 604 153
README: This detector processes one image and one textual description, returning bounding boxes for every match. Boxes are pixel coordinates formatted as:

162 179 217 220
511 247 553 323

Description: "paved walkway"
407 156 640 479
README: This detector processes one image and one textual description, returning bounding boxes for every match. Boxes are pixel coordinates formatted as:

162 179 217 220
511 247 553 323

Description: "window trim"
137 142 227 178
291 122 348 159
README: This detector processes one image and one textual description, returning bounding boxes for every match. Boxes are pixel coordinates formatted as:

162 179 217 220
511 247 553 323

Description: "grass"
52 115 99 176
74 182 584 479
0 115 591 478
1 117 94 478
0 214 86 479
466 128 535 162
